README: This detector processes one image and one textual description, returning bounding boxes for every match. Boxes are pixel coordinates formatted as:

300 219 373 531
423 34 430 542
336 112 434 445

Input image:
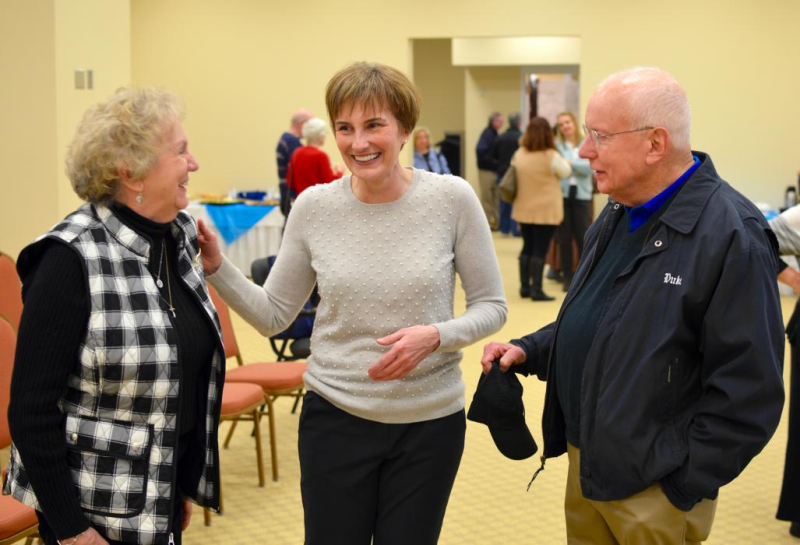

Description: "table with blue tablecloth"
186 202 284 275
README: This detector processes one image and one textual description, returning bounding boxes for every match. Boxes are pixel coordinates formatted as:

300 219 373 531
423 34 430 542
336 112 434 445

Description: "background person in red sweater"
287 117 343 203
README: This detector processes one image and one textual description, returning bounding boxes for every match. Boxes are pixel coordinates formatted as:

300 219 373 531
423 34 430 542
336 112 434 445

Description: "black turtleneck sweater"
8 204 217 540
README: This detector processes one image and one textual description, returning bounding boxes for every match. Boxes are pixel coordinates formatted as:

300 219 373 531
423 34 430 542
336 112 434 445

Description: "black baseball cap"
467 360 537 460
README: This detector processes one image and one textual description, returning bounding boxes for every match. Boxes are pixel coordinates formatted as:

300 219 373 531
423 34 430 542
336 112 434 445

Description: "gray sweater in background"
209 168 507 423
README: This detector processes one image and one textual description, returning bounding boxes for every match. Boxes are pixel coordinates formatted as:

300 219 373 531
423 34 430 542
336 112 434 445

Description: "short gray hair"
302 117 328 144
597 67 691 152
508 112 522 129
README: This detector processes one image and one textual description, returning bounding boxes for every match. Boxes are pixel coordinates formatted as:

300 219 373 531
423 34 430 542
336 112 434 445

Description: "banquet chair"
203 381 266 526
0 252 23 331
0 316 40 545
250 256 316 362
207 286 306 482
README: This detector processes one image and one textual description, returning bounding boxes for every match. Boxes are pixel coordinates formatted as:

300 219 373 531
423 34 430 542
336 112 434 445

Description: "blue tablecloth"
204 204 276 245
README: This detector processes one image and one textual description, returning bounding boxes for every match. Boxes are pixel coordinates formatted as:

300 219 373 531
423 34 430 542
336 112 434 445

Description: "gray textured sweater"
208 168 507 423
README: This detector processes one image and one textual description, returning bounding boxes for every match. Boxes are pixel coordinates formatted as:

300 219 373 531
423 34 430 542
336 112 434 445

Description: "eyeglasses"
582 124 653 147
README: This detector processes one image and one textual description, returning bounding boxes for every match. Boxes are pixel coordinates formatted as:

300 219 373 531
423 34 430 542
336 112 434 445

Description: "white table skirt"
185 203 284 275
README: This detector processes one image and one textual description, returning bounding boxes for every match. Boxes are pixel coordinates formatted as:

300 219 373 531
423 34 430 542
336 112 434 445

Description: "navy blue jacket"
476 126 499 171
512 152 785 510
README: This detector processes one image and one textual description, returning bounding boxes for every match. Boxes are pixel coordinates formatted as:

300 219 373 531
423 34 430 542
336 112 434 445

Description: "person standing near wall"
509 117 571 300
492 113 523 237
476 112 503 229
554 112 594 291
276 109 313 216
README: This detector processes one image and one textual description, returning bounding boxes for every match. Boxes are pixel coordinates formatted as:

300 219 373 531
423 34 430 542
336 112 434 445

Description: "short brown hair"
66 86 185 204
325 62 420 135
520 117 555 152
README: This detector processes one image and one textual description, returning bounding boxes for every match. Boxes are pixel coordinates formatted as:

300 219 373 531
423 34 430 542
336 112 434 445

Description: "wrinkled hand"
62 527 109 544
778 266 800 296
480 341 527 373
368 325 441 381
182 500 193 531
197 219 223 275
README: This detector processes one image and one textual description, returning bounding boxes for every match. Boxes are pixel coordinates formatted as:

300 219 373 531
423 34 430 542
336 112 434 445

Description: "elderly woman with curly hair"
4 87 224 545
198 62 507 545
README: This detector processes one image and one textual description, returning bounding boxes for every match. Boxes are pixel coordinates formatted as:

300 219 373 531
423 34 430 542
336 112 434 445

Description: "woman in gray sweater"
198 62 507 545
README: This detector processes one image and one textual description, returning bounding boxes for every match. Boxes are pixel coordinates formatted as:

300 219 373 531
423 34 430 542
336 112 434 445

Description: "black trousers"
557 192 592 276
778 298 800 522
520 223 557 259
298 391 465 545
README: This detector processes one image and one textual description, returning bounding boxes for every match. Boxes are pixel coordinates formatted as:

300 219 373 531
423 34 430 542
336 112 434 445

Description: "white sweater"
209 168 507 423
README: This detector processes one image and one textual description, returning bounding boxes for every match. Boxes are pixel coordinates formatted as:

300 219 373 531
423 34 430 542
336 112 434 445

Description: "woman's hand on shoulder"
197 219 223 275
368 325 441 381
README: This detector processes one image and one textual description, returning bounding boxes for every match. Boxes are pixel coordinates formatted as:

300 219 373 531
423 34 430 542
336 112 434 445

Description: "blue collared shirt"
625 155 701 232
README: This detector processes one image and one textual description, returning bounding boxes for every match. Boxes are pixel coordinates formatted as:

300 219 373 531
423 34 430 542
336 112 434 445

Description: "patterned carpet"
2 233 796 544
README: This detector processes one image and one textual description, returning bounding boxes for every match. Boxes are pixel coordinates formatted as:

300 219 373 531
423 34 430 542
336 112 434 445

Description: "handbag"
498 165 517 203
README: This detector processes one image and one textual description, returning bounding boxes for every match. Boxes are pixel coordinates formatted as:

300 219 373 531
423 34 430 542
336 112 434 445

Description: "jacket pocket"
64 413 153 518
660 357 682 420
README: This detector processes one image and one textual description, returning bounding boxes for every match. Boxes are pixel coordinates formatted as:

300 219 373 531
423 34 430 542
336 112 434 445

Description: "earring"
136 192 143 204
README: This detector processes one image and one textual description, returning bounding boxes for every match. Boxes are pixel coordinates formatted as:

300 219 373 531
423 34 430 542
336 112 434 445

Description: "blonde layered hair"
325 62 420 135
66 87 185 204
555 111 585 145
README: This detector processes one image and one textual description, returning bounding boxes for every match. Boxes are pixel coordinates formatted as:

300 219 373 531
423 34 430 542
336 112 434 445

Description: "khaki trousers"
478 169 499 228
565 445 717 545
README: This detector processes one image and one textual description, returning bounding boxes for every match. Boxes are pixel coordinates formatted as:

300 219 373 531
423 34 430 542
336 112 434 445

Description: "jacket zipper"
166 287 182 543
528 203 616 491
182 236 225 514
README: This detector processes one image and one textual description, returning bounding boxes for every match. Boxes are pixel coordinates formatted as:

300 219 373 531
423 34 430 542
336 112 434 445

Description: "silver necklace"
155 241 165 288
161 247 176 318
154 239 176 318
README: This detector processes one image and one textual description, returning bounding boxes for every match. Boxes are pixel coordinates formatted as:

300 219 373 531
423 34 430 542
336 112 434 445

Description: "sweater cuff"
35 493 91 541
660 470 700 512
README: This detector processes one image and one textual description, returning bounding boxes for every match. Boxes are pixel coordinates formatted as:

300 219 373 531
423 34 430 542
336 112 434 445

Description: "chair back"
250 257 271 287
0 316 16 449
207 285 242 363
0 252 23 331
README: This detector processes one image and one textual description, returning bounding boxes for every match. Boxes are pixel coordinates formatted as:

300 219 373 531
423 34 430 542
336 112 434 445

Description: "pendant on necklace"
169 306 176 318
156 279 164 288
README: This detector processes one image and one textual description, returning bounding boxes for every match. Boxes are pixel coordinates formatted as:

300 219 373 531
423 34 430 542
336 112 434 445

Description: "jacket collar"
606 151 720 236
92 204 189 261
655 151 720 235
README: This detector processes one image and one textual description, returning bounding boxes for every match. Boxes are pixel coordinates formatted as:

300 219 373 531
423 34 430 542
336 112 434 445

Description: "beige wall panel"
0 1 58 259
55 0 131 219
413 39 465 158
464 67 523 193
129 0 800 206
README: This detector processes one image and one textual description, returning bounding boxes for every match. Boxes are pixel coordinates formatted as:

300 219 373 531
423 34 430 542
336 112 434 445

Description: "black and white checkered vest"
3 204 225 544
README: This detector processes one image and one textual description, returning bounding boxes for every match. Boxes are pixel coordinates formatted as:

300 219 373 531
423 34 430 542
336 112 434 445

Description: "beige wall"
413 39 465 148
54 0 131 219
2 0 800 259
0 0 130 259
464 67 524 188
0 1 58 259
128 0 800 207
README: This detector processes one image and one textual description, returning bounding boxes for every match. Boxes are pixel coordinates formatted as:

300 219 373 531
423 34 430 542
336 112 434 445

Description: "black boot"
519 255 532 297
790 522 800 538
562 273 573 293
530 257 555 301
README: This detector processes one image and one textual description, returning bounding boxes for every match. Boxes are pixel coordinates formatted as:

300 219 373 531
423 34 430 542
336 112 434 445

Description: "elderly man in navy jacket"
482 67 784 544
